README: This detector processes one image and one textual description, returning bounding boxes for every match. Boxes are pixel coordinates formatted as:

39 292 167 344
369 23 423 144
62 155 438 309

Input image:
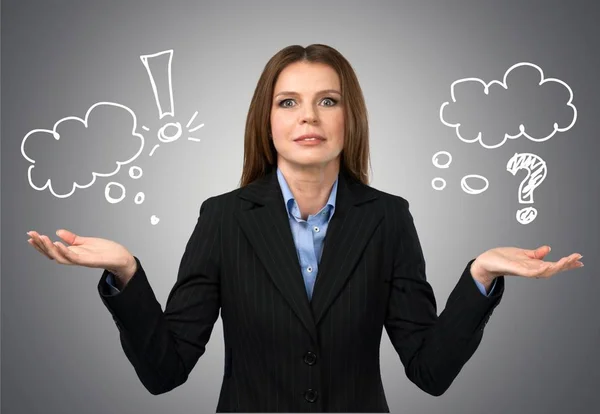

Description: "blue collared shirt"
275 167 495 300
106 168 496 298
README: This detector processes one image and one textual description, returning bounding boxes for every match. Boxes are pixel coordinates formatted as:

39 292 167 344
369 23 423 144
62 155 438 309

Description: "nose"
300 105 319 124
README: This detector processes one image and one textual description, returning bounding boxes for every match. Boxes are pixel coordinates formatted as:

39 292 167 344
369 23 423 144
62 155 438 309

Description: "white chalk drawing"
140 50 175 119
141 49 205 158
129 166 143 179
21 102 145 199
105 181 127 204
506 152 547 225
432 150 452 169
439 62 577 149
186 111 198 128
134 192 145 204
433 62 575 224
431 150 452 191
461 175 489 195
22 48 206 226
431 178 447 191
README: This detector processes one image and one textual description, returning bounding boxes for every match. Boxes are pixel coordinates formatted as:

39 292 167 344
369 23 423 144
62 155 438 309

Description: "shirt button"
304 389 318 403
304 351 317 365
307 266 313 272
313 226 320 232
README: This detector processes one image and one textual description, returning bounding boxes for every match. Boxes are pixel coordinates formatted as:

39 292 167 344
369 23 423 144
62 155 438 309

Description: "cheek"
334 115 345 141
271 114 294 134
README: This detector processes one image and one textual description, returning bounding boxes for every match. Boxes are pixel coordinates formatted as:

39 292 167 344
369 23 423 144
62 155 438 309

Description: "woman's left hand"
471 245 584 284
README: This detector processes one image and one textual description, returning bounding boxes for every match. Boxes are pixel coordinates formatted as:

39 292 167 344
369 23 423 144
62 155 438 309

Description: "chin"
287 156 339 169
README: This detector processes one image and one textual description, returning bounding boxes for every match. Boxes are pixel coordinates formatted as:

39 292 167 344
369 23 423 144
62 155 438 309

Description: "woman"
27 44 583 413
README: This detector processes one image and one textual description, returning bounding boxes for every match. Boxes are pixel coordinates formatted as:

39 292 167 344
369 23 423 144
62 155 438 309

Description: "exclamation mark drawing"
140 49 182 145
140 49 175 119
140 49 204 156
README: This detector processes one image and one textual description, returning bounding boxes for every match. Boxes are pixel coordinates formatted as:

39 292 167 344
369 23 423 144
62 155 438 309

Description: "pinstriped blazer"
97 167 505 413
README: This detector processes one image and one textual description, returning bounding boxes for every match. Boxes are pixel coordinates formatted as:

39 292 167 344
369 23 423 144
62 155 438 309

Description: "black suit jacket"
98 168 504 412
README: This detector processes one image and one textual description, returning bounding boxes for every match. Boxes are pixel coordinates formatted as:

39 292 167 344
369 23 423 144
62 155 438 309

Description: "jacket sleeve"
384 199 504 397
97 197 222 395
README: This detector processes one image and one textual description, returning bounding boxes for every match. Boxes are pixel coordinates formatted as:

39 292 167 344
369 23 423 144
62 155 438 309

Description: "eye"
321 97 338 106
279 99 294 108
277 97 338 108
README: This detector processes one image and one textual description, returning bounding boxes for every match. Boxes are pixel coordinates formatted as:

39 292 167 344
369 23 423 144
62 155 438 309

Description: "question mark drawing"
506 152 547 225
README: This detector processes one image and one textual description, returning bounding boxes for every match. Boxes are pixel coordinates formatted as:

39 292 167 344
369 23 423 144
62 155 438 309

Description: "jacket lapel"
234 167 383 343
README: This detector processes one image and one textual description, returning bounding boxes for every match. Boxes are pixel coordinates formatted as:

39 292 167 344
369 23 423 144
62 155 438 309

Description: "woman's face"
270 61 344 172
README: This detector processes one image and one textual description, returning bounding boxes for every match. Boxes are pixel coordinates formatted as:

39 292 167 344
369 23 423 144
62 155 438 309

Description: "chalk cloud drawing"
21 102 145 199
439 62 577 149
21 49 206 226
433 62 576 225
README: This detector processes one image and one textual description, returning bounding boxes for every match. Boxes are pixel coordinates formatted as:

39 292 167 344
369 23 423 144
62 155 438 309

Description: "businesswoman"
27 44 583 413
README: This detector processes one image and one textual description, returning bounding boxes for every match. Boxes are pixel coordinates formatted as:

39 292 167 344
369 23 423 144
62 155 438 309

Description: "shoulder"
361 185 417 235
198 187 245 214
364 183 410 211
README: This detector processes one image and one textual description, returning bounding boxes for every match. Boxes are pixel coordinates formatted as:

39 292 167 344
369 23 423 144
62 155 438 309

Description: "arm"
384 200 504 397
97 197 222 395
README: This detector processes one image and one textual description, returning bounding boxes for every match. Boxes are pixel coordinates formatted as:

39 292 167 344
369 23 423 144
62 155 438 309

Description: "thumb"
531 245 551 259
56 229 84 245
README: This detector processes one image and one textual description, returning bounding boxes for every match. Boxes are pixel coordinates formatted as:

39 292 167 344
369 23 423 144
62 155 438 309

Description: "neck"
278 159 340 219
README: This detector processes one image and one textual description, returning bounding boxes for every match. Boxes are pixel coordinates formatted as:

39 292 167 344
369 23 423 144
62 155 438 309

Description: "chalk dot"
461 175 489 195
129 166 143 179
157 122 182 143
432 151 452 169
105 182 125 203
431 177 446 190
134 192 145 204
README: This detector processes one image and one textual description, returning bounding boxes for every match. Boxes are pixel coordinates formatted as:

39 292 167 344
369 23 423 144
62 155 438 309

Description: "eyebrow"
274 89 342 98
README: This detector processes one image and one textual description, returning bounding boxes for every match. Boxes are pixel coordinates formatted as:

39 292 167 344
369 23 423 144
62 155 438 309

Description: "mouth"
294 134 326 142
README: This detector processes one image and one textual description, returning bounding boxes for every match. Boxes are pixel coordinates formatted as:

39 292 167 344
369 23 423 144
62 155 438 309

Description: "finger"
53 241 80 265
38 235 62 262
38 235 70 264
50 243 74 265
56 229 85 246
532 245 551 260
28 238 52 260
543 255 580 277
30 232 52 258
565 254 583 270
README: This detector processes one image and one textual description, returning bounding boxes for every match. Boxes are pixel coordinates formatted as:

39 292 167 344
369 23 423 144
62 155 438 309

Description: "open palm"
27 229 134 274
474 245 583 280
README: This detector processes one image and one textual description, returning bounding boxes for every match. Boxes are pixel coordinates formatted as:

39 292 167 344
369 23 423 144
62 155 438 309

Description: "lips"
294 134 325 141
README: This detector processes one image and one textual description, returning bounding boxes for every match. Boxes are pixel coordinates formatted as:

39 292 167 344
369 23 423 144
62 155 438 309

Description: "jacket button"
304 389 318 402
303 351 317 365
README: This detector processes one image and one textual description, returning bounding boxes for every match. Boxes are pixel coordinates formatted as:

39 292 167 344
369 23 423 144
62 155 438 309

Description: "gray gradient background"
2 0 599 413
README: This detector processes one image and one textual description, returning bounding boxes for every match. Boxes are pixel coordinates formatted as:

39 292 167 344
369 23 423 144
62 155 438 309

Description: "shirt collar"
276 166 337 221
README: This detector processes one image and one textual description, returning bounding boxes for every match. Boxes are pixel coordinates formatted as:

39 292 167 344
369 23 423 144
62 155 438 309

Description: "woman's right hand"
27 229 137 284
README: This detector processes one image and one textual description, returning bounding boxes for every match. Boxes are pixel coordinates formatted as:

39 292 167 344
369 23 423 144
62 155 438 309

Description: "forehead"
274 62 340 92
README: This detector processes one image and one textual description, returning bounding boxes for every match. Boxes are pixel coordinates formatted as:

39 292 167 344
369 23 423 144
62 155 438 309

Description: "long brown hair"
238 44 372 188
